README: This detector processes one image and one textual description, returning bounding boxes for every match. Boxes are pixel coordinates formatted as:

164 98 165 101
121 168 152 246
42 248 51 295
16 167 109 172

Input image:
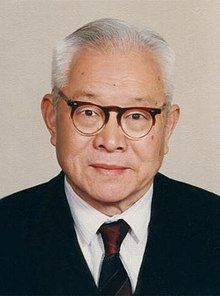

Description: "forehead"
66 47 165 105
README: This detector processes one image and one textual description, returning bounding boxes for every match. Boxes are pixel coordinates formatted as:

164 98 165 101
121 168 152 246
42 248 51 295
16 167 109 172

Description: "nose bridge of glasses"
103 106 123 126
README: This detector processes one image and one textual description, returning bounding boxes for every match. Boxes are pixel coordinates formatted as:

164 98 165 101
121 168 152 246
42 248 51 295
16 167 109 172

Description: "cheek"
130 130 166 186
134 129 166 164
55 115 91 173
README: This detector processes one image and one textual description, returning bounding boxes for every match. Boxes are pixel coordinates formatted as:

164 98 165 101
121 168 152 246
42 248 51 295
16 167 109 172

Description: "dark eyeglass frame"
53 87 170 139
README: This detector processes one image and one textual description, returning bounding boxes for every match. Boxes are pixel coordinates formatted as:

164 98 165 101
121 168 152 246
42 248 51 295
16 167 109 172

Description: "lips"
90 163 129 176
91 163 128 170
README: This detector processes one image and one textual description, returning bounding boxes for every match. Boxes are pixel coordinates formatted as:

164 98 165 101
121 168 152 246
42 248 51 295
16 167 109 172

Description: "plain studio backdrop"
0 0 219 197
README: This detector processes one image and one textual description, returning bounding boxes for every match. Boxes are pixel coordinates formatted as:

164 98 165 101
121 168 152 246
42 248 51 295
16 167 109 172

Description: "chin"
86 184 135 205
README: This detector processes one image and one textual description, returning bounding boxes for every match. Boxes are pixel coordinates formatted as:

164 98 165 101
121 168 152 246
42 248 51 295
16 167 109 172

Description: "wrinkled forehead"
65 46 166 106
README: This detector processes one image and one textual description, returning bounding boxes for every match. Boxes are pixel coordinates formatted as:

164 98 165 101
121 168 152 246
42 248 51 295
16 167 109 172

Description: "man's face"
42 47 179 215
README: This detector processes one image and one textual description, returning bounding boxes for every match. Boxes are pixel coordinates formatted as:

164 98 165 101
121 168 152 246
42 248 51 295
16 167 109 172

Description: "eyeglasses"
53 87 169 140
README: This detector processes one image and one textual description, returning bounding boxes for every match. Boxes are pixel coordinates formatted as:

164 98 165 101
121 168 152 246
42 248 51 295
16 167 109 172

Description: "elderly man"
0 19 219 295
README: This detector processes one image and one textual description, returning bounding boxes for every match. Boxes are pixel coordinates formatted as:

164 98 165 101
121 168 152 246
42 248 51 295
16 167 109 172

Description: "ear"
41 94 57 146
164 104 180 155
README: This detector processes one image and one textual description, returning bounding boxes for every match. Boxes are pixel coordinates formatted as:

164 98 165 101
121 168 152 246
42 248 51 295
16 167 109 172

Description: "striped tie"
98 219 132 296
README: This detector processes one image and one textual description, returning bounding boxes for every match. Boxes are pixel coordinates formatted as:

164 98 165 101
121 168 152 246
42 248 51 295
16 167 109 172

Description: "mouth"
90 163 129 176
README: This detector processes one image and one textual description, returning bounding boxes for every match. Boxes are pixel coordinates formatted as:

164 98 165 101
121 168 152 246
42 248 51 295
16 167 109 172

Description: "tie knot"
98 219 130 255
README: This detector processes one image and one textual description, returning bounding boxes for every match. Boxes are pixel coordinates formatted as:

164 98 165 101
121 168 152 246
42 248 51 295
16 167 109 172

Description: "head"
41 18 180 216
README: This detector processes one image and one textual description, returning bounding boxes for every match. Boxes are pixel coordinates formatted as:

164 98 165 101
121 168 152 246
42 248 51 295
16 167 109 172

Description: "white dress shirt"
64 177 153 292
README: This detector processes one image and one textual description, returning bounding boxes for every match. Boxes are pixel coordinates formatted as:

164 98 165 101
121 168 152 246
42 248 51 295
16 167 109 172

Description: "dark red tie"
98 219 132 296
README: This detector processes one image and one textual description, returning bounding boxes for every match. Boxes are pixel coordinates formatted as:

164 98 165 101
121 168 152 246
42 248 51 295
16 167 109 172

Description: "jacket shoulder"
154 173 219 224
0 172 64 221
156 172 219 199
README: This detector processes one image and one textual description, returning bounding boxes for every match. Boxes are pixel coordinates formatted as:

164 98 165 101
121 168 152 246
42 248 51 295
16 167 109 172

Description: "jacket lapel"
134 173 181 295
27 172 98 295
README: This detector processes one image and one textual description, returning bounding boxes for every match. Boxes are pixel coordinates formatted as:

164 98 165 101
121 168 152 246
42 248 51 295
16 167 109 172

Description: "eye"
126 112 147 121
78 107 100 118
130 113 144 120
75 106 103 121
123 109 152 125
83 109 95 116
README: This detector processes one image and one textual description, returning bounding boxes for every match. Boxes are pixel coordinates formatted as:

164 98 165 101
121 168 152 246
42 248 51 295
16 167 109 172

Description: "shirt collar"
64 176 153 245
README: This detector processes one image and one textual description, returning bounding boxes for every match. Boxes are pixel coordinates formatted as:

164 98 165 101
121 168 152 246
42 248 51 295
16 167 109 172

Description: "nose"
93 113 128 152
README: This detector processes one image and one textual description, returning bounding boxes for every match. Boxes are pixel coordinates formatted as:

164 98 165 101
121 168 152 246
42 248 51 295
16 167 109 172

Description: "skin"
41 47 180 216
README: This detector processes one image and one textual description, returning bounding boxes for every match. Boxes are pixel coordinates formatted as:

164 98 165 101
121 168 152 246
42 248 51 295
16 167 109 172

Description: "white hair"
52 18 175 102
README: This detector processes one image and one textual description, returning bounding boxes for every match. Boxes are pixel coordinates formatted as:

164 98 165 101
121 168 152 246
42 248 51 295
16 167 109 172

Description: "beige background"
0 0 219 197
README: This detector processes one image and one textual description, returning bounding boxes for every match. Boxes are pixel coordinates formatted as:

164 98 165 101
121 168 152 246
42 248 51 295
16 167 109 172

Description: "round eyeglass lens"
121 109 153 138
72 104 105 134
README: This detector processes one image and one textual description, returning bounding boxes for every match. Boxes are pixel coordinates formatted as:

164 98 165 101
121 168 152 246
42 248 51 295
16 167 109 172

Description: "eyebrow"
75 91 96 100
132 96 152 103
72 91 153 105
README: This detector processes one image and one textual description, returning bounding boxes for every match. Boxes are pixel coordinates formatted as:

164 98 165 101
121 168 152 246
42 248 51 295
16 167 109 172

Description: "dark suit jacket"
0 172 219 295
